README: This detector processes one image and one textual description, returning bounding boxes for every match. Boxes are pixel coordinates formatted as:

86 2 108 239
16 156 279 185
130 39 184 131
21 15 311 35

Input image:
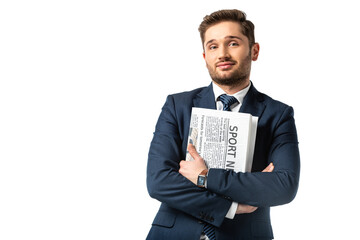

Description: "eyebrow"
205 36 243 47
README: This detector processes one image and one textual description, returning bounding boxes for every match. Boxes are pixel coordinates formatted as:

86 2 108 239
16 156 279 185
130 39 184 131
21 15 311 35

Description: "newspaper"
186 107 258 173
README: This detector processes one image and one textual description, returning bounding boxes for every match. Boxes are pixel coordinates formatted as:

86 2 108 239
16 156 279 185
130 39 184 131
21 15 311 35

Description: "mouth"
216 61 236 70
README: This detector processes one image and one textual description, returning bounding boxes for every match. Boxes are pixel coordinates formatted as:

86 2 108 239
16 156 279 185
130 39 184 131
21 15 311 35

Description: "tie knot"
217 94 238 111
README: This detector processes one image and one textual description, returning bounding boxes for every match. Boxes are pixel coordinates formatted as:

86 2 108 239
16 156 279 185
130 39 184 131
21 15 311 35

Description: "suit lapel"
193 83 217 109
192 82 266 119
240 83 266 119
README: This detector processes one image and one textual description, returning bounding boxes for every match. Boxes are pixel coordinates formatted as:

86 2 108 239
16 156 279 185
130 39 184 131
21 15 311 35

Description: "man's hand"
179 144 207 185
262 162 274 173
179 144 275 214
236 162 274 214
235 204 258 214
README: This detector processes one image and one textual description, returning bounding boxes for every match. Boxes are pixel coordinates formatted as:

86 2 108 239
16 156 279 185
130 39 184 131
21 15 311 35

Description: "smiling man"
203 21 257 94
146 9 300 240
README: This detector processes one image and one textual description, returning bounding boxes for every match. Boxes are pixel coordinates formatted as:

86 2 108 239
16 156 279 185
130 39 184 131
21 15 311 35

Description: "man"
146 9 300 240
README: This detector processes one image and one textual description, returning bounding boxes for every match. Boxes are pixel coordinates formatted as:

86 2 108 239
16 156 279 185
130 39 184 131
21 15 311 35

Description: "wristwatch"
197 169 208 188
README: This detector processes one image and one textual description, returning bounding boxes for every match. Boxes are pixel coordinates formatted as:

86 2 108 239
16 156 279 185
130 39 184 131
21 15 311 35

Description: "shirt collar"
212 81 251 104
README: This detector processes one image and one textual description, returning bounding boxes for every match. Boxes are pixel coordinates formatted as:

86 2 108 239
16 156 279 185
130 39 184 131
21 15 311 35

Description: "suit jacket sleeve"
146 95 232 227
206 105 300 207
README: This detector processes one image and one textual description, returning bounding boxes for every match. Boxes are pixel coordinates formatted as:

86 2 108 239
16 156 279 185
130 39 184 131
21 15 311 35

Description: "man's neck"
212 79 250 95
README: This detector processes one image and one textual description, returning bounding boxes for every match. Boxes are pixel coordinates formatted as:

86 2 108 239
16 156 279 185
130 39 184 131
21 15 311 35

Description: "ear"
251 43 260 61
202 52 206 59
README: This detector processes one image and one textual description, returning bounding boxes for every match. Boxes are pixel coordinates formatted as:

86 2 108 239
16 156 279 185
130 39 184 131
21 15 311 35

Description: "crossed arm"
147 95 300 226
179 144 274 214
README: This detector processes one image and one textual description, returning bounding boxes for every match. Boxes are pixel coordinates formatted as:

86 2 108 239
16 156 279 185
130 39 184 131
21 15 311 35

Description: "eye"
209 45 217 50
229 42 239 47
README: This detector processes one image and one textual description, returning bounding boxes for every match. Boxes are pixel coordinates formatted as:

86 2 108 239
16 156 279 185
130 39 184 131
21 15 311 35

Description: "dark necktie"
203 223 216 240
218 94 238 111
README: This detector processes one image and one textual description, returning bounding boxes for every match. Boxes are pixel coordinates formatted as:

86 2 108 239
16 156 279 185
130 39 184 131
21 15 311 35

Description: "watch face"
197 176 205 186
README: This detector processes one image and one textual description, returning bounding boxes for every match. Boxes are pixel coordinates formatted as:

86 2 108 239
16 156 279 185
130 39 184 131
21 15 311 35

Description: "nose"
218 45 230 61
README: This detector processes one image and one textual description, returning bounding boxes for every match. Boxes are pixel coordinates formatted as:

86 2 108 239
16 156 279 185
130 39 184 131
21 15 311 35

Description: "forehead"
204 21 246 43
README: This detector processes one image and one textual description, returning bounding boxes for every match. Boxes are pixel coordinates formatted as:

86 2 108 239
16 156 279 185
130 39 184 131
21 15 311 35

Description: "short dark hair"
198 9 255 48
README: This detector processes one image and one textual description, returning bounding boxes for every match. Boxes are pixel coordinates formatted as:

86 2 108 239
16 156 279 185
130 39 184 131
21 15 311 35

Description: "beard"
207 52 252 87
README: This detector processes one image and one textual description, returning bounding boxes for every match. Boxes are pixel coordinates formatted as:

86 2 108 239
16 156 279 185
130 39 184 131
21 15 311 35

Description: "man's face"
203 21 258 87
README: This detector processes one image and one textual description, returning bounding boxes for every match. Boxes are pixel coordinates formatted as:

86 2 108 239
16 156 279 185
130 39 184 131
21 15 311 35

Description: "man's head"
199 9 255 49
199 9 259 92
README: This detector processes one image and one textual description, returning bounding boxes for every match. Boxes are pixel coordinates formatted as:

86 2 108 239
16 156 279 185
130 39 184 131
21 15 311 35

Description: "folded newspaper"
186 107 258 173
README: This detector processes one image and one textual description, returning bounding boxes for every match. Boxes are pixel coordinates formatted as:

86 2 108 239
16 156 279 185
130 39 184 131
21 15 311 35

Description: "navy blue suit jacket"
146 83 300 240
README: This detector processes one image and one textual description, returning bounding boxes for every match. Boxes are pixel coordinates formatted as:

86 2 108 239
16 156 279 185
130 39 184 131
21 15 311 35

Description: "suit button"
198 220 203 224
210 217 214 222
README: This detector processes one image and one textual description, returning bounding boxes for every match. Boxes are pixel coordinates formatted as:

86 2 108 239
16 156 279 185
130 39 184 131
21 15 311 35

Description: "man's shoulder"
168 85 210 104
160 86 210 123
262 92 291 108
171 86 208 98
256 88 294 117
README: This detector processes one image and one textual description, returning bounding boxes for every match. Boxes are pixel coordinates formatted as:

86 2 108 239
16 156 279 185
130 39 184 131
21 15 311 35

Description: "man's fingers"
179 160 185 167
187 143 202 161
262 163 274 172
266 163 274 172
236 203 258 214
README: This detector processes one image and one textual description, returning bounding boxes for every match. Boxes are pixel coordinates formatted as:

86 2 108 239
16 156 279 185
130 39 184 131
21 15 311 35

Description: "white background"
1 0 359 239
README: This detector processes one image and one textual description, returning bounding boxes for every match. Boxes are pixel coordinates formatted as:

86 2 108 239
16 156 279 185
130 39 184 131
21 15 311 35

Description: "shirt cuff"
225 202 238 219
